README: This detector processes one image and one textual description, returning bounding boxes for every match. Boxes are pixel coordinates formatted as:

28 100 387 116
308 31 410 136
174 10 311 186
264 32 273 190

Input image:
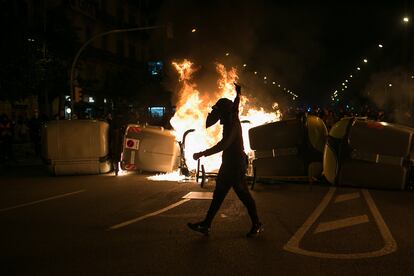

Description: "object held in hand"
234 82 241 94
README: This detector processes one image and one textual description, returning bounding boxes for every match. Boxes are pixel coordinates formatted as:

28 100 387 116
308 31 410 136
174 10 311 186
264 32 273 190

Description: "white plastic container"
249 115 327 179
323 118 414 189
41 120 111 175
121 125 180 173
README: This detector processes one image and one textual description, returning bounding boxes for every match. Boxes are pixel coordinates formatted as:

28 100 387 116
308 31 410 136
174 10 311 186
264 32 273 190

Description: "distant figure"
28 110 42 156
325 110 336 130
110 112 126 175
188 83 263 237
0 114 14 161
14 114 30 143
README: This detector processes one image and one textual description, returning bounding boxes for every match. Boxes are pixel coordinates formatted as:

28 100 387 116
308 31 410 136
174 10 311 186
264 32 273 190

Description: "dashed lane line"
0 190 86 212
335 192 360 203
314 215 369 234
283 187 397 259
108 198 191 230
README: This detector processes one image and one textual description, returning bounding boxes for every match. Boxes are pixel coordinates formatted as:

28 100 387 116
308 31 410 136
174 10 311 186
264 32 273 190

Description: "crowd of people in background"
0 111 46 163
1 103 414 164
285 104 414 130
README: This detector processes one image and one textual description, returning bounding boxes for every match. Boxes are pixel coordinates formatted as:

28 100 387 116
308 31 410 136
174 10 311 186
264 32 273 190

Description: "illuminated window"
148 61 163 76
148 107 165 119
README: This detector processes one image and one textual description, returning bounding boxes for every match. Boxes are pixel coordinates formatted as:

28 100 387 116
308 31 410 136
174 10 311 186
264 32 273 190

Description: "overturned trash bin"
121 125 180 173
249 114 328 183
41 120 112 176
323 117 414 190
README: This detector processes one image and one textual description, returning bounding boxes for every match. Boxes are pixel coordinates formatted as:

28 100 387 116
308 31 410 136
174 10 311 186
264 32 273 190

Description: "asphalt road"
1 165 414 275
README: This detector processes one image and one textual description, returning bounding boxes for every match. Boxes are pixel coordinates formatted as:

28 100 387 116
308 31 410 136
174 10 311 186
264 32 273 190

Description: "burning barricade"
147 60 281 181
323 117 414 190
248 114 328 186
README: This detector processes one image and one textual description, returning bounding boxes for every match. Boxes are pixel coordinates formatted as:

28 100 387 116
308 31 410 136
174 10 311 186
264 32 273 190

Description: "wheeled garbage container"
41 119 112 175
323 117 414 190
249 114 328 181
121 125 180 173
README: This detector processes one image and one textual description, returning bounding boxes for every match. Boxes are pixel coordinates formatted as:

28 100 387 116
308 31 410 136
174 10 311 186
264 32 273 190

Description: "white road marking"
335 192 360 203
314 215 369 234
182 191 213 200
362 189 397 255
283 187 336 253
0 190 85 212
108 198 191 230
284 187 398 259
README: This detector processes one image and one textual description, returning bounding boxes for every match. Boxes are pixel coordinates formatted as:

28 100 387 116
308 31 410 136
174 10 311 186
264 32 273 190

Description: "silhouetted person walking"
188 83 263 237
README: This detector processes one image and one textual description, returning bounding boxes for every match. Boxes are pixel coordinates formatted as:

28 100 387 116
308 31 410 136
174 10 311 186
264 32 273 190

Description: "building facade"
1 0 171 125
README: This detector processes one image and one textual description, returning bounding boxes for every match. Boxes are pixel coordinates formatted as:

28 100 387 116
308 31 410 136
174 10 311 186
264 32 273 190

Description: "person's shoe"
246 222 264 238
187 222 210 236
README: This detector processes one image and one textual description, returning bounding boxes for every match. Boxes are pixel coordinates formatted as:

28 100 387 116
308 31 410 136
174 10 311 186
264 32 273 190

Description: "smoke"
363 67 414 125
156 1 325 108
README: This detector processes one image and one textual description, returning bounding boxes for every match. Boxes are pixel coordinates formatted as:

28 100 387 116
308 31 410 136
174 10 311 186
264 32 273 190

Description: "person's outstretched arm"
193 125 237 159
233 82 241 114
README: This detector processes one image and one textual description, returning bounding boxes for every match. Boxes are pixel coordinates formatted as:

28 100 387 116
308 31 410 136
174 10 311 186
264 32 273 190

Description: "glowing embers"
147 170 187 181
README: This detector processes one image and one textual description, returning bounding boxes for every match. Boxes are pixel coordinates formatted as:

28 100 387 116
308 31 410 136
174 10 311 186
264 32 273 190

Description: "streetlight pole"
402 16 412 110
385 83 392 112
70 25 166 117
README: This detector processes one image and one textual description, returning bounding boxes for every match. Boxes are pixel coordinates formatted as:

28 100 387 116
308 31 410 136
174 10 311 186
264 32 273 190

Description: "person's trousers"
203 164 259 227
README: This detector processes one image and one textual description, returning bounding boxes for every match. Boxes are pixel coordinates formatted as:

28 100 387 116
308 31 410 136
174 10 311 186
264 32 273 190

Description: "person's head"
206 98 233 128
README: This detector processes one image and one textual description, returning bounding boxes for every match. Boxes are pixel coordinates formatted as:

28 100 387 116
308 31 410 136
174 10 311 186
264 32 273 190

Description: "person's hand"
234 82 241 95
193 152 204 160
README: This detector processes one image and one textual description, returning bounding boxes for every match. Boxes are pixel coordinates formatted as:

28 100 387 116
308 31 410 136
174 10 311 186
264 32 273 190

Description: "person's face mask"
206 107 220 128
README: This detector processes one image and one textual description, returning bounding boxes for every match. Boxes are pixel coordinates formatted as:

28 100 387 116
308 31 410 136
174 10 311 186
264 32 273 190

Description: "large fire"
170 59 281 173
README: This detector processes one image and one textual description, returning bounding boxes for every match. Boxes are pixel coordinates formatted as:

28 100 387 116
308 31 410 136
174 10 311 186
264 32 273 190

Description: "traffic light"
74 87 83 102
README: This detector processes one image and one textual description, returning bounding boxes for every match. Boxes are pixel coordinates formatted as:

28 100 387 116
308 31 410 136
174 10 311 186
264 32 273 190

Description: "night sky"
158 0 414 106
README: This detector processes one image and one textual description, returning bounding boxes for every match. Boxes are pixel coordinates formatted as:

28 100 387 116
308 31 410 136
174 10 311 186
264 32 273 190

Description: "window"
148 107 165 119
129 43 136 59
148 61 163 76
129 12 136 25
116 38 124 58
101 35 108 50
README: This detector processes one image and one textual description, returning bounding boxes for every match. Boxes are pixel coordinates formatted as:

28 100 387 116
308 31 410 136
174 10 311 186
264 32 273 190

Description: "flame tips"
172 59 195 82
170 59 282 173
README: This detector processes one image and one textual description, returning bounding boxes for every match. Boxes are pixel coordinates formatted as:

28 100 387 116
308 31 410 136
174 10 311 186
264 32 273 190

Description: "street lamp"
385 83 393 110
403 16 410 23
70 25 166 117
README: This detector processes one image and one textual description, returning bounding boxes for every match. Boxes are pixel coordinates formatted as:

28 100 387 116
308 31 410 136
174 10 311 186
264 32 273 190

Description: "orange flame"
170 60 281 173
